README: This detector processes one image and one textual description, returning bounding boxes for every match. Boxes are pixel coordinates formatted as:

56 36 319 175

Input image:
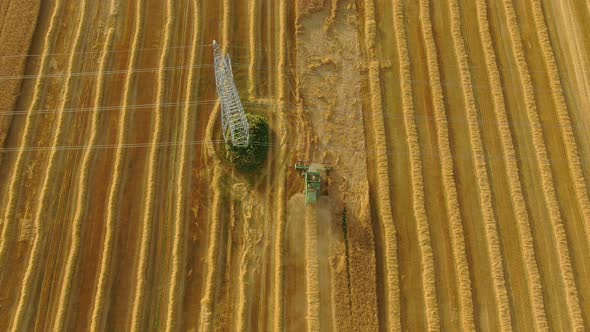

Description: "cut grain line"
364 0 403 329
90 0 143 329
165 0 200 330
248 0 257 100
53 6 119 331
500 0 584 329
392 0 435 330
9 0 88 330
529 0 590 247
473 2 549 330
198 101 222 332
305 206 320 332
129 0 174 330
470 0 548 330
272 0 289 330
0 0 63 269
419 0 477 330
199 0 230 329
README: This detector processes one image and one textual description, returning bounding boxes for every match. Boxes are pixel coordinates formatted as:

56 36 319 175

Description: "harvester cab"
294 161 332 205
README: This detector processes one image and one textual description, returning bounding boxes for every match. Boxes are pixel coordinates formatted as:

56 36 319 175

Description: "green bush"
226 114 269 171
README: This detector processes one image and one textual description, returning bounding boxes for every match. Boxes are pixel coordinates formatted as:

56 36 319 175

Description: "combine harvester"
294 161 332 205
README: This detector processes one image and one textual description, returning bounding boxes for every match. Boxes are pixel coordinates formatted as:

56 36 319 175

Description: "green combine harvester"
294 161 332 205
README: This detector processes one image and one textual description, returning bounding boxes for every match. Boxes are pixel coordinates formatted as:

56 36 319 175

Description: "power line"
0 62 289 81
0 43 267 59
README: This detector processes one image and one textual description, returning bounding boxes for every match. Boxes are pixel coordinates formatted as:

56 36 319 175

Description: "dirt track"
0 0 589 330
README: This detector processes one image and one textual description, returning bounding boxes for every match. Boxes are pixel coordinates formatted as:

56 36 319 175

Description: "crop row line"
54 2 120 330
392 0 441 330
89 1 143 328
529 0 590 247
272 0 289 330
164 0 199 330
363 0 402 330
0 0 63 275
305 206 320 331
420 0 478 330
129 0 174 330
472 0 552 325
500 0 583 329
10 0 87 330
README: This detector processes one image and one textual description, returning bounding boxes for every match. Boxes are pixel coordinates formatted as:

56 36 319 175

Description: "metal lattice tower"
213 40 250 146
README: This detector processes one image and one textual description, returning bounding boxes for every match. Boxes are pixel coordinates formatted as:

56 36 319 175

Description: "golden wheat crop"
272 0 289 330
473 2 549 330
305 206 320 331
419 0 478 329
90 1 143 330
529 0 590 243
0 0 63 270
501 0 583 328
130 0 174 330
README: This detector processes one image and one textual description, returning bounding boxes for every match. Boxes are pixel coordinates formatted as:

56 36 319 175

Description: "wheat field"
0 0 589 330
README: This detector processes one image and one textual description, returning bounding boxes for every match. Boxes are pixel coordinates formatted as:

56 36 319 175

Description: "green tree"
226 114 269 171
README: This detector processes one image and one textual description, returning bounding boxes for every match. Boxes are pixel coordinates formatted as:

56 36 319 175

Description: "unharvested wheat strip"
248 0 257 100
392 0 435 330
0 0 63 268
165 0 199 330
474 1 548 330
130 0 174 330
305 206 320 332
419 0 476 330
440 0 512 330
53 22 117 332
530 0 590 246
500 0 584 329
9 1 88 330
90 0 143 330
272 0 288 330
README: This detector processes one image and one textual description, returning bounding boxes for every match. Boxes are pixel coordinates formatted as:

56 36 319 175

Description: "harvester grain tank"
294 161 332 205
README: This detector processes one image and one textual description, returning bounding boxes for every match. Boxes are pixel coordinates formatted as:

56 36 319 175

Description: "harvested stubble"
0 0 62 270
474 1 549 330
198 101 223 332
0 0 41 169
10 0 87 330
501 0 583 328
297 0 326 21
165 0 199 331
248 0 257 100
392 0 440 330
54 11 118 331
90 0 144 330
130 0 174 330
419 0 476 330
236 211 257 332
529 0 590 244
272 0 289 331
305 206 320 331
